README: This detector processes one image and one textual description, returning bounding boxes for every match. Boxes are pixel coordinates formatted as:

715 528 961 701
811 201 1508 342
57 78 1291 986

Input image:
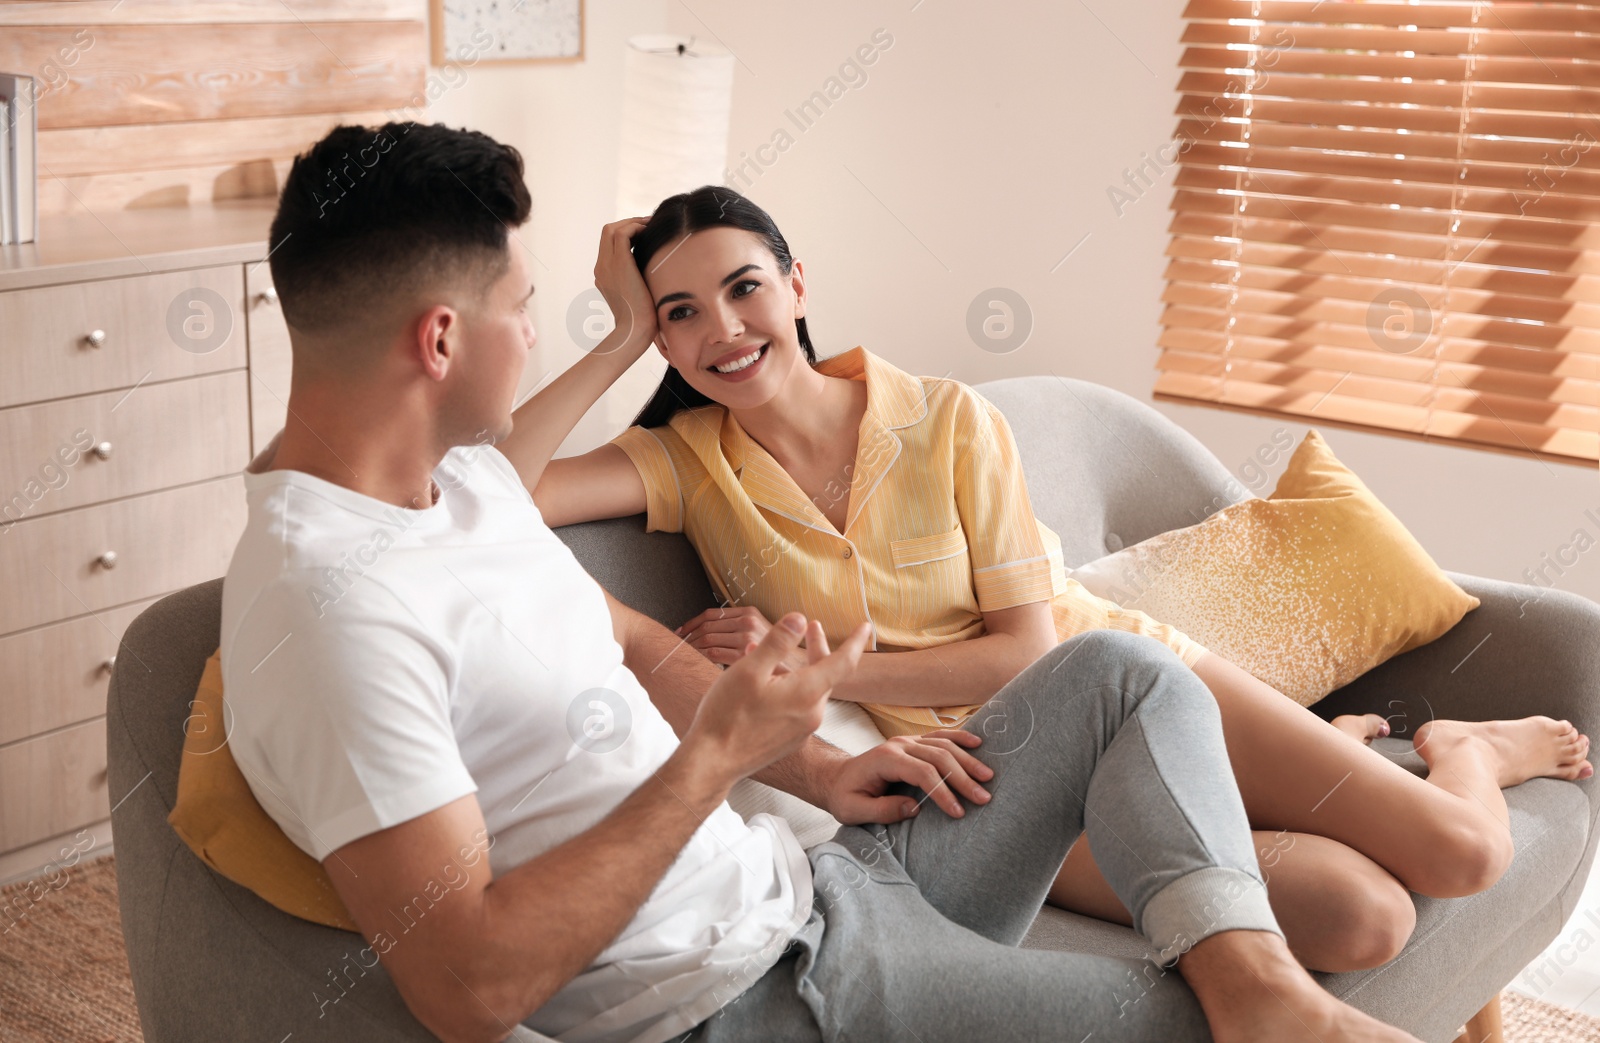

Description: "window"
1159 0 1599 465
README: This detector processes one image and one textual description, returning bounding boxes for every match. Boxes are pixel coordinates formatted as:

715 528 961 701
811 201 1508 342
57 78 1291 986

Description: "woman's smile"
708 342 770 382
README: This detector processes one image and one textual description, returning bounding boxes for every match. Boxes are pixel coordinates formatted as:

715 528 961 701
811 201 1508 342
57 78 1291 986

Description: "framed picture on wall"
430 0 584 65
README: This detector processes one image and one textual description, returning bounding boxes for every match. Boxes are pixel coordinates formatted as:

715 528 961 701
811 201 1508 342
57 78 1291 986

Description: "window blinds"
1160 0 1599 464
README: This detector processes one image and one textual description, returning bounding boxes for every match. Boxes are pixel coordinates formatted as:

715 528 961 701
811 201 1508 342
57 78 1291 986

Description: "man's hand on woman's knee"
825 729 994 825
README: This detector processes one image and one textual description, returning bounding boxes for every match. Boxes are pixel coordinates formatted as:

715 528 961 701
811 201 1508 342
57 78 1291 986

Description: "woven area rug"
1502 991 1600 1043
1 853 141 1042
5 854 1600 1042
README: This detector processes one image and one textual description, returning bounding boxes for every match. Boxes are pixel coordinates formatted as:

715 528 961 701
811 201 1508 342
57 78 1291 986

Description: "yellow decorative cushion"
1069 430 1480 707
168 650 358 931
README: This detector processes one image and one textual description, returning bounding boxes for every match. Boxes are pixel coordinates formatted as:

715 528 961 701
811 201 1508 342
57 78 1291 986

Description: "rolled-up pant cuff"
1140 866 1283 966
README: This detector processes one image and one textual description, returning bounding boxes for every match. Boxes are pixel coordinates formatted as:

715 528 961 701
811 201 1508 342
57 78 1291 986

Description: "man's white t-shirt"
221 438 812 1043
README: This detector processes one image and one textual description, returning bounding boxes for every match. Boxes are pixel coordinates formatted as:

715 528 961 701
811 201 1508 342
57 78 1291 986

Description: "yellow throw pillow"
1068 430 1480 707
168 650 358 931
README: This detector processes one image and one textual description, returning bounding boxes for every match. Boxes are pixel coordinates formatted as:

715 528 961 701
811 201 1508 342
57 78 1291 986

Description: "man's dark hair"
268 122 532 335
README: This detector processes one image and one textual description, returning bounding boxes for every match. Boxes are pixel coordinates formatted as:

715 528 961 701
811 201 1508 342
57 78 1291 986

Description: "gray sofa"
106 376 1600 1042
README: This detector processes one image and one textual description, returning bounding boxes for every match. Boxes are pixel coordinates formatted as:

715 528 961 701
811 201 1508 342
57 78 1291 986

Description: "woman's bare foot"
1414 717 1594 788
1332 713 1390 745
1181 930 1421 1042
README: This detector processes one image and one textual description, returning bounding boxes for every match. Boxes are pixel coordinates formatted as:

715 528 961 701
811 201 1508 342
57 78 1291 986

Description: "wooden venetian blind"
1159 0 1600 465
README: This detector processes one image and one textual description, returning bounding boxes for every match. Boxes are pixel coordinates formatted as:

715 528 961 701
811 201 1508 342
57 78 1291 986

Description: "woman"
503 187 1593 973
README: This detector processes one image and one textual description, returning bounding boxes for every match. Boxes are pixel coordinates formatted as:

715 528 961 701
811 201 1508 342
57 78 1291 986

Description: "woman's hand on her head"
594 217 658 353
678 606 805 674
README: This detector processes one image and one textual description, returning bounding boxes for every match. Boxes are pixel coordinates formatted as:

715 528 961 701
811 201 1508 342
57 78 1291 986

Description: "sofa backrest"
975 375 1239 567
107 578 467 1041
552 515 716 631
552 375 1241 628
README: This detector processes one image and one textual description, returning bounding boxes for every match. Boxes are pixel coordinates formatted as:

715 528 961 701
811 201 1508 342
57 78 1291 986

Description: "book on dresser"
0 71 38 246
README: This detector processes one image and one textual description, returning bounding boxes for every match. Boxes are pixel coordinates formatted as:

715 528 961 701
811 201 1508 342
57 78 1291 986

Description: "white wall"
427 0 670 451
435 0 1599 601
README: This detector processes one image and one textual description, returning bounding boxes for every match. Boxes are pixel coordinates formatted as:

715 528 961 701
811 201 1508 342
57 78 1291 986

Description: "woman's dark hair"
629 186 815 428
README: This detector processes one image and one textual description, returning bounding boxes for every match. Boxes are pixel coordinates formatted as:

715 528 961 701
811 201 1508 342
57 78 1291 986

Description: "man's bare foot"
1414 717 1594 788
1332 713 1390 745
1180 930 1420 1042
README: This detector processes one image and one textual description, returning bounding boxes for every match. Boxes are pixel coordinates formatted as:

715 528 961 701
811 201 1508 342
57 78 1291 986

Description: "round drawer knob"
85 329 107 348
260 286 279 306
102 655 117 673
93 441 113 460
96 551 118 569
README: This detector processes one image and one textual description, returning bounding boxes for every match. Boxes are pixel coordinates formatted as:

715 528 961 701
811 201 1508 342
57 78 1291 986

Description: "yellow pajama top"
609 347 1208 739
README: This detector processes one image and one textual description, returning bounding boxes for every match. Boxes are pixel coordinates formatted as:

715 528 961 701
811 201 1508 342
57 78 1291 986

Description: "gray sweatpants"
679 629 1281 1043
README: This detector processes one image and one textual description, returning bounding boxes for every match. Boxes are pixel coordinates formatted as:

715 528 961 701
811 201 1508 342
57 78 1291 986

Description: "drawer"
0 266 247 410
0 475 245 634
0 597 162 746
0 718 108 854
246 264 292 456
0 371 250 520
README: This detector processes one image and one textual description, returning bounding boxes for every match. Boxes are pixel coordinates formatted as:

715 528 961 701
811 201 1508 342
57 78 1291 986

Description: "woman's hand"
593 217 657 353
678 606 805 673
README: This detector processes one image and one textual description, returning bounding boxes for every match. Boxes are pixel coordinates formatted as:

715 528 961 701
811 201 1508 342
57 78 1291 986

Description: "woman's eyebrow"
654 263 763 309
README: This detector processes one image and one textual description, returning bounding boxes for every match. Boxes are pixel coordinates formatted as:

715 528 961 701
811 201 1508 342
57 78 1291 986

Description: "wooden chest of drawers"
0 202 290 883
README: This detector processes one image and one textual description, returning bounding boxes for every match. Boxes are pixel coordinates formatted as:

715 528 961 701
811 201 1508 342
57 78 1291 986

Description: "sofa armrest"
1314 573 1600 759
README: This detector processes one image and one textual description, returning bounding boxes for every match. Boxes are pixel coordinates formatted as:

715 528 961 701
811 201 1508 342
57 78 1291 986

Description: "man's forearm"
470 744 731 1038
614 594 850 810
749 728 851 810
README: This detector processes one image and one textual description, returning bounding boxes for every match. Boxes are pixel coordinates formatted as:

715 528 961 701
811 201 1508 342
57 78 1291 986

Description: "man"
222 121 1420 1043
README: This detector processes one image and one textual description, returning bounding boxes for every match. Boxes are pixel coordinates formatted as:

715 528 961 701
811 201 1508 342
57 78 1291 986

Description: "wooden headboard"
0 0 428 214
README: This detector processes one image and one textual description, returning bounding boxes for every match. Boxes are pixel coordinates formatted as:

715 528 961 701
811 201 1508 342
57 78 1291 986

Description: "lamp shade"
615 35 735 219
